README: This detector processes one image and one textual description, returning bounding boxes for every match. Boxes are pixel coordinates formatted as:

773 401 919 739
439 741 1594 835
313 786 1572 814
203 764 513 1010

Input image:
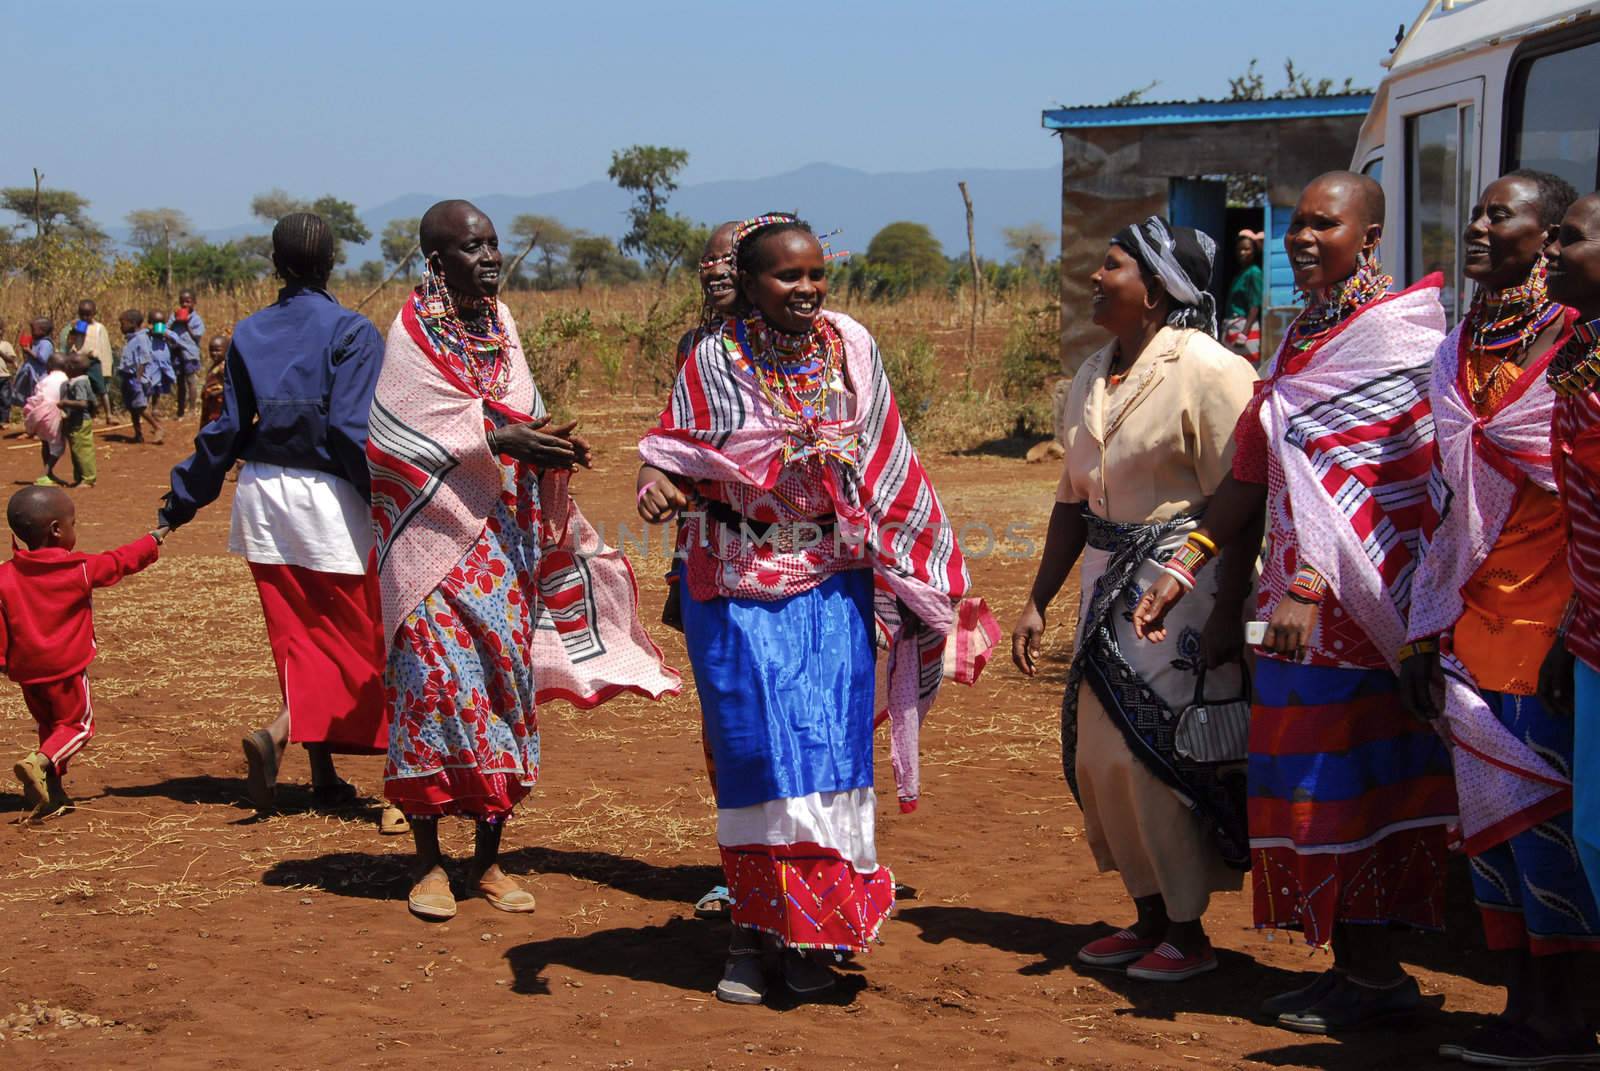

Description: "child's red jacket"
0 535 160 684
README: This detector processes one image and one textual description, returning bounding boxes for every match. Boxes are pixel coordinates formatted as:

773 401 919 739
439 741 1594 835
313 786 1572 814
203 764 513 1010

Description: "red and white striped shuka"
1408 316 1575 853
640 311 987 811
1255 276 1447 670
1555 378 1600 673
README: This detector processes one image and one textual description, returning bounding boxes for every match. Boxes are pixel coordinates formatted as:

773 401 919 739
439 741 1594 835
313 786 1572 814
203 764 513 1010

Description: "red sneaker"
1125 942 1218 982
1076 928 1159 967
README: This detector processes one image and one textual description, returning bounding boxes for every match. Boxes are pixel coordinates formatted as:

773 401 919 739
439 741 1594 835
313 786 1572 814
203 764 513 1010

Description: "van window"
1407 104 1474 321
1508 38 1600 191
1362 156 1383 184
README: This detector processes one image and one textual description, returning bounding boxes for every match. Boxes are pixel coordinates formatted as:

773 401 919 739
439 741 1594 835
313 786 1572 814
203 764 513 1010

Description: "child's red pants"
20 672 93 774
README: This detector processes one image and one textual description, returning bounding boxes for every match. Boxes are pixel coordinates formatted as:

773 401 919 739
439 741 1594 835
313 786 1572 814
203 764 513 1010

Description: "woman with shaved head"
371 200 677 922
1134 172 1453 1032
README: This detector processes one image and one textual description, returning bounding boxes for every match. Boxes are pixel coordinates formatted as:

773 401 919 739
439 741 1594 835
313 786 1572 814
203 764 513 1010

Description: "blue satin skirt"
681 568 876 810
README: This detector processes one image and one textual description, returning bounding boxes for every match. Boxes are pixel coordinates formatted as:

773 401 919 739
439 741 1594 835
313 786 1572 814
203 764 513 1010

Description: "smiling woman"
635 212 983 1006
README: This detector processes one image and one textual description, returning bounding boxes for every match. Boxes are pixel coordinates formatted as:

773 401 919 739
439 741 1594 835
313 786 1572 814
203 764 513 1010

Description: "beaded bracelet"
1167 534 1215 576
1396 637 1440 662
1287 566 1330 605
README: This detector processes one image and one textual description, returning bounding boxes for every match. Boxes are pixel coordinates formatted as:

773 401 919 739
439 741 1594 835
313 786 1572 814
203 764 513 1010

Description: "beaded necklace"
729 313 844 425
1467 259 1562 355
1548 316 1600 398
412 287 512 401
1285 257 1393 352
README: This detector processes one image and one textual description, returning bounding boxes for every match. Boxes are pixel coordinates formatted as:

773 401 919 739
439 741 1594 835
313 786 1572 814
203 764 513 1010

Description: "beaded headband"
731 212 851 266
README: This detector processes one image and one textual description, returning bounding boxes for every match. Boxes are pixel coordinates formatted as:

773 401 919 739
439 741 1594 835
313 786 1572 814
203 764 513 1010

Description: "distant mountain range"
109 162 1062 267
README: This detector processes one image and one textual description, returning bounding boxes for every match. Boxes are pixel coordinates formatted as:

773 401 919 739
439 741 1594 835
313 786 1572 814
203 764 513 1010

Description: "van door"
1390 77 1484 325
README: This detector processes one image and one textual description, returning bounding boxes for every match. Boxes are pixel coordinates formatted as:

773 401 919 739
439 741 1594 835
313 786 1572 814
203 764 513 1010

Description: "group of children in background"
0 292 227 485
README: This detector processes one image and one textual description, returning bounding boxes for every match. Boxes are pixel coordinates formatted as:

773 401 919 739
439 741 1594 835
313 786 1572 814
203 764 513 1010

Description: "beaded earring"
420 257 452 319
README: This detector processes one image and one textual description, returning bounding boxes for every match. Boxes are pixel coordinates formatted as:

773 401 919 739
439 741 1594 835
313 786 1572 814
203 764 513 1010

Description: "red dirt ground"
0 401 1519 1069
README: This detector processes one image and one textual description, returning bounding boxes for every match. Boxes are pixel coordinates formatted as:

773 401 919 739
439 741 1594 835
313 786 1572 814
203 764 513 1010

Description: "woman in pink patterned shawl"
371 201 677 923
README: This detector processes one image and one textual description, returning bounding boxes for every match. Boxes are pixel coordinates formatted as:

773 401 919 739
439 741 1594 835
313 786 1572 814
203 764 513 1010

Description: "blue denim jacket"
161 286 382 529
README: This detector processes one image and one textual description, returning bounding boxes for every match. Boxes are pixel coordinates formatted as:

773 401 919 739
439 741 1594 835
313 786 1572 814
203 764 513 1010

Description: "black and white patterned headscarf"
1111 216 1219 337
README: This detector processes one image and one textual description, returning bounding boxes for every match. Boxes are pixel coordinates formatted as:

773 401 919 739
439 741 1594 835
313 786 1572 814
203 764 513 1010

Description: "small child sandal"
378 805 410 836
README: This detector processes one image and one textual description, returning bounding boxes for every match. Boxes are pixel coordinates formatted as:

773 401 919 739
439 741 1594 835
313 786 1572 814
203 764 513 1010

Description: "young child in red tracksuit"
0 485 167 819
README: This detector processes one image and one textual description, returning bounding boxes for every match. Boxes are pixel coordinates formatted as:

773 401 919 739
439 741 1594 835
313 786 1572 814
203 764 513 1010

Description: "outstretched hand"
1132 574 1186 643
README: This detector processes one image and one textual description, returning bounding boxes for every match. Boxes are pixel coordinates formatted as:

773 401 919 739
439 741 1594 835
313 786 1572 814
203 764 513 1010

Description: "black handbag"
1173 659 1252 764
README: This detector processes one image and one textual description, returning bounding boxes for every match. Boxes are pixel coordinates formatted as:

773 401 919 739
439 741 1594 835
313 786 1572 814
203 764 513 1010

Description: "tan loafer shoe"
407 871 457 921
477 873 536 914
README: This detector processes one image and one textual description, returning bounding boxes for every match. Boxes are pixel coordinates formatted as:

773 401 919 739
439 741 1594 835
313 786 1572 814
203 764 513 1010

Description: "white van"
1355 0 1600 324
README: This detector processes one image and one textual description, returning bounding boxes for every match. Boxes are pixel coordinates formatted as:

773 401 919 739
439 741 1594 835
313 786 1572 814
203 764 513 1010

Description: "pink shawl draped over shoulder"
369 298 679 708
638 311 997 810
1407 317 1574 852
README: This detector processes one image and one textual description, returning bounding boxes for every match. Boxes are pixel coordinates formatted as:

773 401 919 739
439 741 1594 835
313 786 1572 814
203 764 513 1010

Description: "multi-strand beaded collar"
726 312 858 465
1548 316 1600 398
1285 257 1393 352
1467 259 1563 355
413 287 512 401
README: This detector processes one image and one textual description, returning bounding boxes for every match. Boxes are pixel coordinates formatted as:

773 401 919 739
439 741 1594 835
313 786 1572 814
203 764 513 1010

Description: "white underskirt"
228 461 372 574
717 787 880 873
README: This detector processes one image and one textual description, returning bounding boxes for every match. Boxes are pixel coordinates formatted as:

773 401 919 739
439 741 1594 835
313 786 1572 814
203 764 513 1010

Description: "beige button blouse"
1056 326 1258 525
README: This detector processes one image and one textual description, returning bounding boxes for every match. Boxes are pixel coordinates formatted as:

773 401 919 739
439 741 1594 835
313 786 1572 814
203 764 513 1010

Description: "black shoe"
1459 1022 1600 1068
1277 973 1422 1035
1259 968 1343 1020
311 780 359 810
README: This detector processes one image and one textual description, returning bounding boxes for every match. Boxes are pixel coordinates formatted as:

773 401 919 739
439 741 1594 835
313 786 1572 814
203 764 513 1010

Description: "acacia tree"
1 186 98 241
507 214 574 289
127 207 194 290
1002 223 1056 275
608 144 701 280
380 217 422 280
248 189 371 264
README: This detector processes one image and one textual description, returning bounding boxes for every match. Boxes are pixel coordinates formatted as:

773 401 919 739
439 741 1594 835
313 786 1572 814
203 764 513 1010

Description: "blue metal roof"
1041 93 1374 130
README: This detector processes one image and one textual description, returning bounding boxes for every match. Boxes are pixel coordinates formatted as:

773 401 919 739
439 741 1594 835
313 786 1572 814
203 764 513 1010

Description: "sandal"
476 872 537 914
241 730 278 813
407 871 456 921
378 805 410 836
694 885 733 918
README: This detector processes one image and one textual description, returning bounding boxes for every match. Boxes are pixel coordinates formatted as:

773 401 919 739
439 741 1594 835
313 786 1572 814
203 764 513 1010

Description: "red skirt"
249 561 387 754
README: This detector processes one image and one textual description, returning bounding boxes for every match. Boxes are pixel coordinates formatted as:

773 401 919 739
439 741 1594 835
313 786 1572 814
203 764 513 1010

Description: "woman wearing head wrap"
1012 216 1258 982
1222 229 1265 359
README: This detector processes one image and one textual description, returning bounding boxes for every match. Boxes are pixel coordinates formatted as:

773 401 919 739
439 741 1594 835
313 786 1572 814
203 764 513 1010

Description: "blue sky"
16 0 1413 230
